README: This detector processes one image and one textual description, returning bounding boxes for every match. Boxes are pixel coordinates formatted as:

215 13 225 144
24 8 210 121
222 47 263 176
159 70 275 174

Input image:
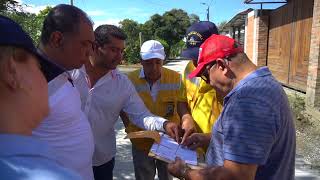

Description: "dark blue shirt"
206 67 296 180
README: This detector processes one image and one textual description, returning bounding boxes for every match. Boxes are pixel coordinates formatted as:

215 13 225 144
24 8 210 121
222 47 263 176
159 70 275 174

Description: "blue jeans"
93 158 115 180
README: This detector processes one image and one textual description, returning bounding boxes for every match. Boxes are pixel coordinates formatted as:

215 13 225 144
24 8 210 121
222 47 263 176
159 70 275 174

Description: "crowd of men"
0 3 295 180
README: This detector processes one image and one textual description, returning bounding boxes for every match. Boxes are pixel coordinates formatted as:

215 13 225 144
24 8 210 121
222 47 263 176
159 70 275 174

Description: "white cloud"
23 4 49 14
14 0 52 14
93 18 122 29
87 10 107 16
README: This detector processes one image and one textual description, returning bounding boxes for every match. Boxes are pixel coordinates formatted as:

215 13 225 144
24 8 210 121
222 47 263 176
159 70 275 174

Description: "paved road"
115 60 320 180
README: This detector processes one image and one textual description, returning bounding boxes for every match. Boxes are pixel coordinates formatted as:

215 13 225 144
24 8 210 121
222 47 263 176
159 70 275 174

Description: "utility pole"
70 0 74 6
139 32 142 47
201 2 210 21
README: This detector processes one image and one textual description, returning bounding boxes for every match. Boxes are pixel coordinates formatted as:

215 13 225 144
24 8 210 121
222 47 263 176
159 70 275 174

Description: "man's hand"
181 114 197 144
182 133 211 150
168 157 189 179
163 121 181 143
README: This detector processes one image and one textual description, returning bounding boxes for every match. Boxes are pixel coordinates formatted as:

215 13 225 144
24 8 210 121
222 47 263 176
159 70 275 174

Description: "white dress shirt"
33 73 94 180
71 66 167 166
139 68 161 102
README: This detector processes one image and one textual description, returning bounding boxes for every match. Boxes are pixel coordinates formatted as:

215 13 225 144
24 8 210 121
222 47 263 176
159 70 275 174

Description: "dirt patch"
285 88 320 170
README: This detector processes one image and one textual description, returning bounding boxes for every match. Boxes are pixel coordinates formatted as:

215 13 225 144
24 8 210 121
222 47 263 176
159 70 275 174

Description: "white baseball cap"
140 40 165 61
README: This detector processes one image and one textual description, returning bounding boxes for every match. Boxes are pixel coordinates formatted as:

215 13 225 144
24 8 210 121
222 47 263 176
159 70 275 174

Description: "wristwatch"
180 164 191 180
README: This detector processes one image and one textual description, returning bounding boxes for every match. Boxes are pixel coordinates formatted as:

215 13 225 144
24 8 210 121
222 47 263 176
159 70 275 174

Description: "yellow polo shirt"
178 61 223 134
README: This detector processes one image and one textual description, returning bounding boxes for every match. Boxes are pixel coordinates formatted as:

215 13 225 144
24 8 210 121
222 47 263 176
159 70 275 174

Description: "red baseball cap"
188 34 243 79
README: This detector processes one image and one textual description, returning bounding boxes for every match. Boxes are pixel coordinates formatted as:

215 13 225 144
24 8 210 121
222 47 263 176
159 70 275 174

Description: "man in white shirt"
72 25 181 180
32 4 96 180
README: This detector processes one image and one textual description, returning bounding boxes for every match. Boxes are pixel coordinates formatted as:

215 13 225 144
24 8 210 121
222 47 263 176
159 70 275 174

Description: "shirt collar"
139 67 161 84
139 68 145 79
224 66 272 103
0 134 56 161
80 65 121 77
79 65 87 74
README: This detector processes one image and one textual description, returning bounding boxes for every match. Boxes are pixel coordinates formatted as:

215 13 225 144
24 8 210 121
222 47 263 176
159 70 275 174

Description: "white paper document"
149 134 198 165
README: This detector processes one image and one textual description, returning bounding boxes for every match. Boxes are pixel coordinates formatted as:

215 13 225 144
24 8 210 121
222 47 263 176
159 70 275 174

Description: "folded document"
149 134 198 166
125 131 198 166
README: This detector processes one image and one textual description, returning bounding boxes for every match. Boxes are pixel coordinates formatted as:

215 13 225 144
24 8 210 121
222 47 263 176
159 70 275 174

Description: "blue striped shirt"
206 67 295 180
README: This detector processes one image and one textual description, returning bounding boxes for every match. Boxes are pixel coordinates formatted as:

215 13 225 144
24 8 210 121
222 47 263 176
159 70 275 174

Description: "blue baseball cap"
181 21 219 60
0 15 57 70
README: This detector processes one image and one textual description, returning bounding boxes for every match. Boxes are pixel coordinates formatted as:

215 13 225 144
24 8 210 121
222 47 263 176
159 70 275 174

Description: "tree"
120 9 200 63
0 0 19 11
158 9 190 57
217 20 228 32
0 6 51 45
120 19 141 64
141 14 163 41
189 14 200 24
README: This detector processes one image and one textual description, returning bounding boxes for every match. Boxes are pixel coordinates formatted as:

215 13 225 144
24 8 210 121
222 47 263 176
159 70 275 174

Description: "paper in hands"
125 131 198 166
149 134 198 166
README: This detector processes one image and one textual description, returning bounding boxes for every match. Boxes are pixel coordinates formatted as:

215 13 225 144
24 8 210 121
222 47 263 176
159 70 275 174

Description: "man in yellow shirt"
121 40 180 180
178 21 223 145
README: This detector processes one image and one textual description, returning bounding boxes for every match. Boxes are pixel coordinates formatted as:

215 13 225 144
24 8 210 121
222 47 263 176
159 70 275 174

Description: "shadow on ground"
114 119 135 180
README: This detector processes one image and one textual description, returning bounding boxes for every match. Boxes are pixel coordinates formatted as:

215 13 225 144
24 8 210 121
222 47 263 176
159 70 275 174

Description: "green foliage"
170 40 186 58
120 19 141 64
123 41 140 64
155 38 169 57
0 6 51 45
120 9 196 63
154 9 191 56
189 14 200 25
0 0 19 11
217 20 228 32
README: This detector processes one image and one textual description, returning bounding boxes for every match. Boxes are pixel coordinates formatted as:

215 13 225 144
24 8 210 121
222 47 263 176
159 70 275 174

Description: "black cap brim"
31 48 65 82
180 47 199 61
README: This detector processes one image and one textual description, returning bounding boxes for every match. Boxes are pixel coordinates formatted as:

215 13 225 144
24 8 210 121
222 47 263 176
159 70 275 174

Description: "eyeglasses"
200 61 216 83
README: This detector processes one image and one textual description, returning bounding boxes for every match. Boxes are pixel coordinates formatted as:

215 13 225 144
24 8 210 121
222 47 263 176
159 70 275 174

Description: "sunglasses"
200 61 216 83
200 57 232 83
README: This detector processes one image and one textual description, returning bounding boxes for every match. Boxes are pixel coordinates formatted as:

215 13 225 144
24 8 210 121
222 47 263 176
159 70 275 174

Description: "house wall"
306 0 320 109
245 10 269 67
245 11 255 62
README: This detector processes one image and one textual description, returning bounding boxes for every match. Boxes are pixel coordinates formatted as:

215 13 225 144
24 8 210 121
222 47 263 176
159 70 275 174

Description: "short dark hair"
94 25 127 46
40 4 93 45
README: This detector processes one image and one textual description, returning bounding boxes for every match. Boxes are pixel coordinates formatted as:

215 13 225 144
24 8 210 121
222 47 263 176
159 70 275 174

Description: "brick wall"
256 14 269 67
306 0 320 109
245 13 254 61
245 10 269 67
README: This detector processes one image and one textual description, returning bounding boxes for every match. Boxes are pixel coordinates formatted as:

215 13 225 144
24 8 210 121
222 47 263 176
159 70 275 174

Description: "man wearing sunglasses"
168 35 295 180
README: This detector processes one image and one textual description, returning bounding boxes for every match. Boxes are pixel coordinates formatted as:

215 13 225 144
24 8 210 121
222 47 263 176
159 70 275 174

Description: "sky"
19 0 284 28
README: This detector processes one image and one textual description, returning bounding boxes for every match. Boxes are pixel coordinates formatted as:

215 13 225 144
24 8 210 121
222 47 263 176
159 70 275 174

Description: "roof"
244 0 289 3
221 8 253 31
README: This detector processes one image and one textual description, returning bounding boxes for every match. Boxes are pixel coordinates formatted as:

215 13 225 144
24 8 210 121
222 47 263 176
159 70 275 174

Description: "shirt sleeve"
122 77 167 132
222 97 278 165
177 68 188 102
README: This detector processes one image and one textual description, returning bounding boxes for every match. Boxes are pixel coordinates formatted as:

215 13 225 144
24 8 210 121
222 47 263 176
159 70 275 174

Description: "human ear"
216 59 229 75
49 31 64 48
0 58 21 91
